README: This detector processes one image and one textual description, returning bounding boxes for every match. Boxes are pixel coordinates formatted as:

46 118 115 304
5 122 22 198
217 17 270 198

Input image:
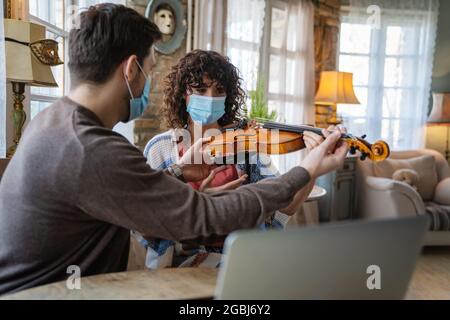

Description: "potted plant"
247 76 277 123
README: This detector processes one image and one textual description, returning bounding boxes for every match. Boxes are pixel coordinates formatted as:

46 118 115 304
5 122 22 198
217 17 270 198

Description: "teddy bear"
392 168 420 192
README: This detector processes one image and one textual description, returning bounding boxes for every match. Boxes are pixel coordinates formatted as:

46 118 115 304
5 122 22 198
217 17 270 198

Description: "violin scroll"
370 140 391 161
345 137 390 162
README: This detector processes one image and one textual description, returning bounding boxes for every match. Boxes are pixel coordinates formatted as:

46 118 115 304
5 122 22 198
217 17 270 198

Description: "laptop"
215 215 429 300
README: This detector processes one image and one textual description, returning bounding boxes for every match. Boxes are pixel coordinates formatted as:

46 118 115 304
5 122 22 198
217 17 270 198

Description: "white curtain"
193 0 227 53
0 3 6 157
226 0 266 92
269 0 315 173
269 0 315 126
340 0 439 150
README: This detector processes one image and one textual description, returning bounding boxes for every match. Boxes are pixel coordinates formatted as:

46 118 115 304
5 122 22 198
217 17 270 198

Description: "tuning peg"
360 153 368 161
361 134 367 139
350 146 357 155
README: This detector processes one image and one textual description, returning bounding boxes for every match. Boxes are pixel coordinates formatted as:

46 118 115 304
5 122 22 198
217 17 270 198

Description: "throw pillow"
434 177 450 205
373 155 438 201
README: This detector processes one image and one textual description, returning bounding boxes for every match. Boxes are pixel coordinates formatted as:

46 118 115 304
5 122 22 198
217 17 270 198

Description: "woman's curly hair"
163 50 246 128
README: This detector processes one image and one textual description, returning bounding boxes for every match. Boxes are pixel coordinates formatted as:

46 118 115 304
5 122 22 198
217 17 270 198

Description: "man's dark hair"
69 3 162 85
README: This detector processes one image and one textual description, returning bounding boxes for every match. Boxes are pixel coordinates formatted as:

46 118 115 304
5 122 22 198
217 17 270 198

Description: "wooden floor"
406 246 450 300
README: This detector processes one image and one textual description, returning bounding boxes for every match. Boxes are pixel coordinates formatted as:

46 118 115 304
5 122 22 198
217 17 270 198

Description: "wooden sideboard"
316 156 357 222
0 158 10 180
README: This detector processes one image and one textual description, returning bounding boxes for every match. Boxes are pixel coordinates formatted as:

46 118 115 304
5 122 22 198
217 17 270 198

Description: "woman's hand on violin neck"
303 131 324 150
301 129 349 180
325 125 347 135
303 125 347 151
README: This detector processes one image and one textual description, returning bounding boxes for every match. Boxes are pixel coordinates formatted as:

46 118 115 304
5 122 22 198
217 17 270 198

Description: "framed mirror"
145 0 186 55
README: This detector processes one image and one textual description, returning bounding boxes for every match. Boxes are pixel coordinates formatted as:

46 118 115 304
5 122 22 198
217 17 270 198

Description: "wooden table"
2 268 218 300
3 247 450 300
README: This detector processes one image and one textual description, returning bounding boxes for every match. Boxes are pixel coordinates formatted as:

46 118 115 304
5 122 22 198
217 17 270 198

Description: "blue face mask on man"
124 61 151 122
187 94 226 125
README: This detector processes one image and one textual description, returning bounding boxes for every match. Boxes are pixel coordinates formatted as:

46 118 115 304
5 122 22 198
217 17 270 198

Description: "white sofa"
356 149 450 246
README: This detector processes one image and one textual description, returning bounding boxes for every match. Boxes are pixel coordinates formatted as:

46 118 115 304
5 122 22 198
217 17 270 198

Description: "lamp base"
6 82 26 159
315 103 343 128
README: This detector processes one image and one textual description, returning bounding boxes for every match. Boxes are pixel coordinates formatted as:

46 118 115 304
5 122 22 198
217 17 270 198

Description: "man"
0 4 347 295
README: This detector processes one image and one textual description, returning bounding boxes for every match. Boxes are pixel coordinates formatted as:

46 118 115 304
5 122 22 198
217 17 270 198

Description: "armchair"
356 149 450 245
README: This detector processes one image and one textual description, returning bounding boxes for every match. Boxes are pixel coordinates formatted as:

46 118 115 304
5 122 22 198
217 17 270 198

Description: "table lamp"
428 92 450 161
315 71 360 126
4 19 63 158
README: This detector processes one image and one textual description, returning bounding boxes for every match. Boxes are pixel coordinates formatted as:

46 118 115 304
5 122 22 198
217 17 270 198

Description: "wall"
426 0 450 163
430 0 450 95
127 0 190 151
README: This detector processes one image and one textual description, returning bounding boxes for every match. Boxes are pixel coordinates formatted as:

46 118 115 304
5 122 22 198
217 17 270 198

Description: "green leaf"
248 75 277 122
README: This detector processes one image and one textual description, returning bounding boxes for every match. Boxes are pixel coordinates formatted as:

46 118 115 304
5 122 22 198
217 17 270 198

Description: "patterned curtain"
0 2 7 157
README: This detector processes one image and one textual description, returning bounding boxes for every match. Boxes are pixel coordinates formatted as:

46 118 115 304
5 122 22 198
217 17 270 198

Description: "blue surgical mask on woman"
187 94 226 125
124 61 151 122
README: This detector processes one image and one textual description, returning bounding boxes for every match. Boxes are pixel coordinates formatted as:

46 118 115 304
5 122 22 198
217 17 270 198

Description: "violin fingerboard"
262 121 350 139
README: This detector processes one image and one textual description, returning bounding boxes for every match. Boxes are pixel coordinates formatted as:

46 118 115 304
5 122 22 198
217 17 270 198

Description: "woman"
139 50 333 269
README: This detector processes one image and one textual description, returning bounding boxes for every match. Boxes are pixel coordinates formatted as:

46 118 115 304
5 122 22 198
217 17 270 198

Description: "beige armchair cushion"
372 155 438 201
434 177 450 205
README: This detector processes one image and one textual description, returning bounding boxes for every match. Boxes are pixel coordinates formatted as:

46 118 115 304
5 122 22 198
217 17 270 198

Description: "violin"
208 120 390 164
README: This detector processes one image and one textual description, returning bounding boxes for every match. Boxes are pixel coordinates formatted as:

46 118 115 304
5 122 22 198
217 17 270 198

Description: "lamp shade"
428 93 450 125
4 19 58 87
315 71 360 105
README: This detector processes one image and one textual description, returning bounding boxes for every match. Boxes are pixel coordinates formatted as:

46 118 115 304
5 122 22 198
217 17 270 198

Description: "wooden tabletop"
3 247 450 300
2 268 218 300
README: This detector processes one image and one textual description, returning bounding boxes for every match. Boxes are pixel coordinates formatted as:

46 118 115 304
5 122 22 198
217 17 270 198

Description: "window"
264 0 305 124
266 1 289 121
29 0 68 118
226 0 266 92
28 1 125 119
226 0 315 173
338 4 438 150
227 0 314 125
